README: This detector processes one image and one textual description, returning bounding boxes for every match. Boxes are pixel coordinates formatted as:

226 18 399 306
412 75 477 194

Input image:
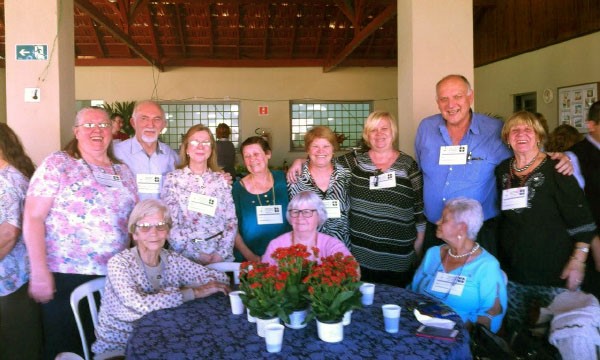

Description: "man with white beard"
114 100 179 200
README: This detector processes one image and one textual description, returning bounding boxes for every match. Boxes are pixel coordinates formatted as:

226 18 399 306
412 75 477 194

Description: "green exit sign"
16 45 48 60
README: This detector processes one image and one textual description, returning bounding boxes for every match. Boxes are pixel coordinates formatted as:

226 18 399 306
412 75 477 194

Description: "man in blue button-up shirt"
114 101 179 200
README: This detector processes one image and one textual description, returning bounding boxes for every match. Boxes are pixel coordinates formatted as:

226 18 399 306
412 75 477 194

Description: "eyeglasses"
373 169 383 187
136 222 169 232
189 140 212 148
288 209 317 218
75 122 112 129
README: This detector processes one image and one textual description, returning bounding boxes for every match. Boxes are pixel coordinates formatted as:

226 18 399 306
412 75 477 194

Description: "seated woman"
410 197 507 333
92 200 230 359
262 191 351 265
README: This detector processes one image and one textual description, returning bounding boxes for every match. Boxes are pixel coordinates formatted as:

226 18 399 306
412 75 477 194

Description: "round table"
126 284 472 359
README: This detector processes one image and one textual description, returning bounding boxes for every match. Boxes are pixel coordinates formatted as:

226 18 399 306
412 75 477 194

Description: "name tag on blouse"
188 193 218 216
256 205 283 225
322 200 341 218
439 145 468 165
501 187 528 210
137 174 161 194
431 272 466 296
370 171 396 190
95 173 123 188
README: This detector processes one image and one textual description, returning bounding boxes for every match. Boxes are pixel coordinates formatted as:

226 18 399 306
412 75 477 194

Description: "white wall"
474 31 600 128
2 66 397 166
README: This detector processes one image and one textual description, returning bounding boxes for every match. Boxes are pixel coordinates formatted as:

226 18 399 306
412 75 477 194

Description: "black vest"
569 138 600 227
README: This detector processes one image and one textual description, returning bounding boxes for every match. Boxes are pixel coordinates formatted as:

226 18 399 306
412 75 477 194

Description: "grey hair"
74 106 109 127
128 199 172 234
286 191 328 226
444 197 483 240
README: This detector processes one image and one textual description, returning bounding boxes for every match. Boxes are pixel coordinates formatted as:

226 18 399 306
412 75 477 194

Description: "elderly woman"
410 198 507 333
161 124 237 265
288 126 351 247
92 200 230 359
495 110 597 334
0 124 41 360
262 191 352 264
233 136 291 262
24 107 138 358
290 112 425 287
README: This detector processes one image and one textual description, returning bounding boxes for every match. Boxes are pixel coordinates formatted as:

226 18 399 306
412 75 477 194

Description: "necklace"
512 152 539 173
447 242 480 259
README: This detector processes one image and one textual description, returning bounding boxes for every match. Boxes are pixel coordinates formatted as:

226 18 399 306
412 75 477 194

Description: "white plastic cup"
382 304 401 333
264 323 285 353
228 290 245 315
360 283 375 305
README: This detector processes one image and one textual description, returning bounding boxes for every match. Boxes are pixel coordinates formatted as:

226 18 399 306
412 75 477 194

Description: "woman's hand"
29 270 55 303
548 152 574 176
286 158 306 183
561 256 586 291
192 280 230 298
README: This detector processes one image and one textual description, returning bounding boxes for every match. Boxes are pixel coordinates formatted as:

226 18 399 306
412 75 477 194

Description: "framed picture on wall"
557 82 598 133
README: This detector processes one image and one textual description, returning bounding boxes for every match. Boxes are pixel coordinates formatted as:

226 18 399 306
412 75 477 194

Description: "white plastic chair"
206 262 241 285
70 277 106 360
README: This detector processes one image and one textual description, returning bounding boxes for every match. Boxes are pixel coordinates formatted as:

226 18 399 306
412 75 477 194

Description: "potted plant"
304 252 362 343
268 244 316 328
239 261 285 337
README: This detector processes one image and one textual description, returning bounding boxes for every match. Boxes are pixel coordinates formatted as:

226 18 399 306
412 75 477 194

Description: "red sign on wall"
258 106 269 115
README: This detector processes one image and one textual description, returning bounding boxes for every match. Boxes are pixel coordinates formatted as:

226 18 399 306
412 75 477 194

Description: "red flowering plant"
269 244 317 323
304 252 362 323
239 261 286 320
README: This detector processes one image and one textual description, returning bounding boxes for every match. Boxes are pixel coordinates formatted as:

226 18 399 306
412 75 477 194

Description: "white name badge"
322 200 341 219
501 187 528 210
439 145 469 165
431 271 466 297
188 193 218 217
137 174 162 194
256 205 283 225
95 173 122 188
370 171 396 190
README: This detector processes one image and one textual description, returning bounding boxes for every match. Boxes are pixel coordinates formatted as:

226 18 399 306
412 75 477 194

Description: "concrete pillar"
396 0 474 155
5 0 75 164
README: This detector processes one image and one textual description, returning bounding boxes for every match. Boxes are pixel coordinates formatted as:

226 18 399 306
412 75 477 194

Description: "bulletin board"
558 82 598 133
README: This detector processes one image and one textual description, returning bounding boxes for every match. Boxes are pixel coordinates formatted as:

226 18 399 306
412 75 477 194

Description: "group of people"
0 74 598 359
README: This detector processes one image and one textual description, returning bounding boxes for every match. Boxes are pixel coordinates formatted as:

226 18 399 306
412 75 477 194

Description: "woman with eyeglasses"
24 107 138 358
92 199 230 359
410 197 507 333
262 191 351 265
232 136 291 262
161 124 237 265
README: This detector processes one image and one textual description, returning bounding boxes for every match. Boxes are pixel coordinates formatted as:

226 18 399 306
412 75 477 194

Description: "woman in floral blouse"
161 124 237 264
92 199 230 359
24 107 138 359
0 123 41 360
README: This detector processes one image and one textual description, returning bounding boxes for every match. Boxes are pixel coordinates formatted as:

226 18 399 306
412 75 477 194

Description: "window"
514 92 537 113
290 101 373 151
160 102 240 151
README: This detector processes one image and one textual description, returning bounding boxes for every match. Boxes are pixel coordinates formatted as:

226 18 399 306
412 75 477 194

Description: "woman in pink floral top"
161 124 237 265
0 123 41 360
23 107 138 359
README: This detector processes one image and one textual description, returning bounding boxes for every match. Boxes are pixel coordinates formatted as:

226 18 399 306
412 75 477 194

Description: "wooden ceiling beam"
174 4 187 57
145 3 161 59
74 0 164 71
90 20 107 58
323 2 396 72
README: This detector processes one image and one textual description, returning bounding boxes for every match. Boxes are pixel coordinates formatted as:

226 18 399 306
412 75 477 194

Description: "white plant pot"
284 308 309 329
342 310 352 326
316 319 344 343
256 317 280 337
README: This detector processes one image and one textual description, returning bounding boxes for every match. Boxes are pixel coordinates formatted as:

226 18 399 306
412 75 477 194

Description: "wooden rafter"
323 2 396 72
288 3 298 58
263 4 270 59
90 20 106 57
74 0 164 71
236 3 240 59
144 3 161 59
174 4 187 56
207 2 214 57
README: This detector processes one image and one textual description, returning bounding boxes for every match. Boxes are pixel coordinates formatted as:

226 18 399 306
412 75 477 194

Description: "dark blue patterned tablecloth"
126 284 472 359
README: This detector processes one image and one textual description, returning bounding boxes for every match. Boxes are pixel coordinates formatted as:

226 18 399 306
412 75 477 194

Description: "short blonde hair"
362 111 398 148
128 199 172 234
501 110 547 145
304 126 338 152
